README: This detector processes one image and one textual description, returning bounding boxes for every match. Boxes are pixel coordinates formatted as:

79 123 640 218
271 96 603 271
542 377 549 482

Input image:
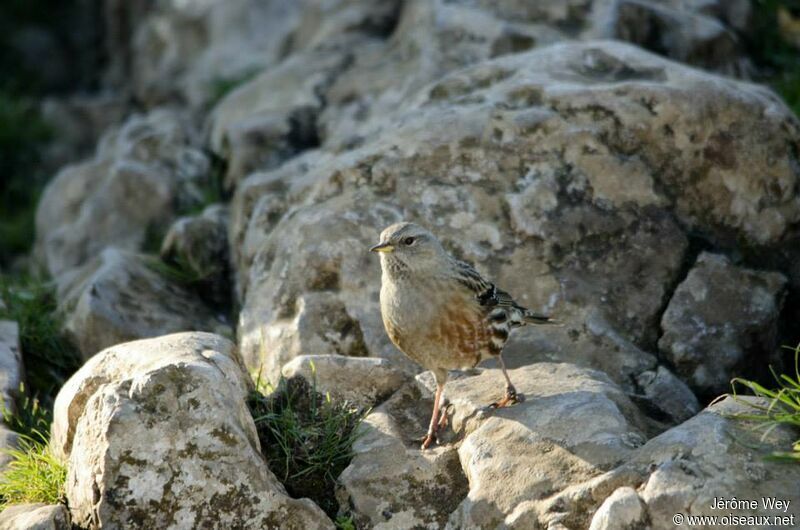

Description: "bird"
370 222 557 449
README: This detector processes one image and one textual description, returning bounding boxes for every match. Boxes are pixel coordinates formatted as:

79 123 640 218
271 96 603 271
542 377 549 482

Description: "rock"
0 320 23 468
0 320 23 410
39 93 128 171
233 41 800 393
53 332 333 529
588 486 646 530
281 354 410 409
634 366 700 425
209 49 347 190
160 204 231 308
57 248 230 359
658 252 787 398
0 503 71 530
337 383 470 529
631 396 800 529
339 363 649 528
443 364 648 528
594 0 750 76
108 0 306 108
35 109 212 280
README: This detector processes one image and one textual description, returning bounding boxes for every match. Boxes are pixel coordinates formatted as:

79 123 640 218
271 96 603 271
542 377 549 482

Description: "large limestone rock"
57 248 230 360
443 364 648 528
629 396 800 529
0 503 70 530
53 332 332 529
659 252 787 398
281 354 410 409
35 109 211 281
339 363 649 529
232 41 800 391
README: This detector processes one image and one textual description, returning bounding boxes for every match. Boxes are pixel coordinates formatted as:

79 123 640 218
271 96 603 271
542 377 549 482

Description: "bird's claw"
421 432 437 450
437 406 449 430
489 386 523 409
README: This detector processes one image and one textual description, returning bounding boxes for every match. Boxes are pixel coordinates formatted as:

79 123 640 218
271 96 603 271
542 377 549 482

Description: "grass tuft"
0 435 66 509
335 514 357 530
247 368 367 519
0 275 81 402
1 383 51 444
729 344 800 463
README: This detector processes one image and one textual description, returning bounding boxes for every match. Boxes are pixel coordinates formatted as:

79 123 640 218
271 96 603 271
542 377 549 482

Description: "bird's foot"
437 401 450 430
437 409 449 431
421 431 437 450
489 385 524 409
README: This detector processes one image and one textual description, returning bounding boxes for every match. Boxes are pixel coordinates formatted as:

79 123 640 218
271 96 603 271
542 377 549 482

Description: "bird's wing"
452 260 520 309
452 259 557 325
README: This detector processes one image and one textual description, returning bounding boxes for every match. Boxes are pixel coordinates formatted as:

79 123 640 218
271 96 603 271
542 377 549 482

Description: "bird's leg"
490 354 523 409
436 397 449 431
422 383 445 450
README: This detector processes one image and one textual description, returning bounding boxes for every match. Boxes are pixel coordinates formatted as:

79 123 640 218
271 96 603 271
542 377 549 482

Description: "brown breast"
426 296 492 368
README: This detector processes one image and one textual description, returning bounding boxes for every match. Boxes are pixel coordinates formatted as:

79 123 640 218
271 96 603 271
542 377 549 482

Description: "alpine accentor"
371 222 556 449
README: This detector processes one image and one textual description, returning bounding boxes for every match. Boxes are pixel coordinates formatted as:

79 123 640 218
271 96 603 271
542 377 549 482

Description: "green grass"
335 515 357 530
730 344 800 463
178 151 227 216
0 275 81 402
144 255 216 286
0 435 66 509
247 367 367 519
0 383 65 512
1 383 51 443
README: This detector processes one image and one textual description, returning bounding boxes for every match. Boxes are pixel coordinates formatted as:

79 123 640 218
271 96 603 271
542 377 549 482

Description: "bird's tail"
523 311 560 325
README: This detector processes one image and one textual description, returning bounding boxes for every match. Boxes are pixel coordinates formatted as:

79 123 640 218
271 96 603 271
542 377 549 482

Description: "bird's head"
370 222 447 277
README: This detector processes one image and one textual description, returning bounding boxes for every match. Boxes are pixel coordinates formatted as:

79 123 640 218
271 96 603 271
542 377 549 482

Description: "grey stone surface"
57 248 230 359
0 503 70 530
659 252 787 397
54 332 333 529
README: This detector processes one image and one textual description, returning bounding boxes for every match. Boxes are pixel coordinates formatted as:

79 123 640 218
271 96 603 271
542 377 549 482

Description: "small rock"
605 0 748 76
53 332 333 529
338 383 469 530
589 486 646 530
160 204 231 308
58 248 230 359
0 320 23 468
281 354 410 409
241 290 375 387
658 252 787 398
0 320 23 410
0 503 70 530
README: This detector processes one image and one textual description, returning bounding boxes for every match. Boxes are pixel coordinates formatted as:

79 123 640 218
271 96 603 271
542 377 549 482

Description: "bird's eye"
403 237 415 246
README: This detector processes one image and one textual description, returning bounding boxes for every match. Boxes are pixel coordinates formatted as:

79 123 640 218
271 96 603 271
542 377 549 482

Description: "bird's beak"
370 241 394 253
